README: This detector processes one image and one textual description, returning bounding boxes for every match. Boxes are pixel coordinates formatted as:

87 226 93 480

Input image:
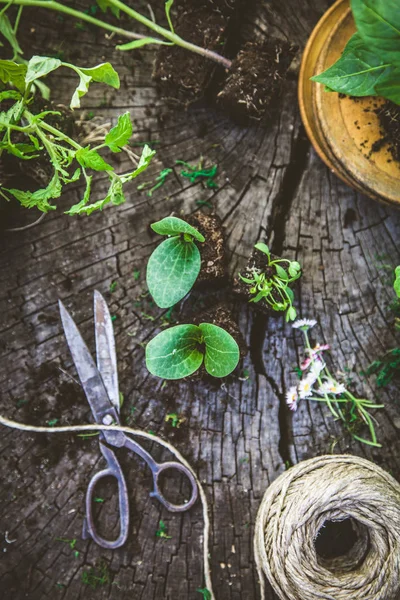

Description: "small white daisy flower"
298 374 316 399
318 381 346 396
292 318 317 331
286 386 298 411
309 359 325 378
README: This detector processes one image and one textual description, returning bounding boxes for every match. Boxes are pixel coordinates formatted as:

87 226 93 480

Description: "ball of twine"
254 455 400 600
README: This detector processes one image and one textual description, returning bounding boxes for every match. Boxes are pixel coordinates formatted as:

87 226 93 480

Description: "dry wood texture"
1 1 400 599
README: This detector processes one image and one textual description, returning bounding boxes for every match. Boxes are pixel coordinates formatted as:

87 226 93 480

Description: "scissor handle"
149 461 198 512
82 443 129 550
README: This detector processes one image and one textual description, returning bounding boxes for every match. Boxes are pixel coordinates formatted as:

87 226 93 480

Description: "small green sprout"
137 167 172 196
109 281 117 293
146 323 239 380
155 520 171 539
81 561 110 589
133 269 141 281
47 418 58 427
366 265 400 387
239 243 301 322
165 412 185 428
197 589 212 600
56 537 77 549
146 216 205 308
94 497 104 503
176 160 218 188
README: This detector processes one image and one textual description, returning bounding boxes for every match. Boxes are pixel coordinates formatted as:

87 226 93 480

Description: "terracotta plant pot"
299 0 400 206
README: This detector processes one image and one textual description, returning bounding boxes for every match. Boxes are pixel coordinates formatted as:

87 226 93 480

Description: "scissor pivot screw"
102 414 114 425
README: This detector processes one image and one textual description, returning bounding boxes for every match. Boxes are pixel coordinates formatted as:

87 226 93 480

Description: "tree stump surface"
1 1 400 599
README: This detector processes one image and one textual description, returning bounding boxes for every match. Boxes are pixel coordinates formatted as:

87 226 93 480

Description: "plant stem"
108 0 232 69
0 0 149 42
37 118 81 150
0 0 232 69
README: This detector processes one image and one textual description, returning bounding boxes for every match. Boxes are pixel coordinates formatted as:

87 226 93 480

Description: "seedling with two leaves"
0 56 155 214
146 323 240 380
239 243 301 322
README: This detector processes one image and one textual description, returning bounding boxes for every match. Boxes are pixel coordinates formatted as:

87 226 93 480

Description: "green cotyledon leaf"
311 33 392 97
145 324 203 379
146 236 201 308
151 216 205 242
199 323 239 377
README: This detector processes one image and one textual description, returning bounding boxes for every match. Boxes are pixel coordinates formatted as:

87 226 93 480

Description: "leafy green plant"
239 243 301 322
312 0 400 105
146 323 240 380
155 520 172 539
146 217 205 308
0 0 232 69
367 265 400 387
0 56 155 214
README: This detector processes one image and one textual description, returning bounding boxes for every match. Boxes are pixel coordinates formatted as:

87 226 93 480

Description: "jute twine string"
2 418 400 600
254 454 400 600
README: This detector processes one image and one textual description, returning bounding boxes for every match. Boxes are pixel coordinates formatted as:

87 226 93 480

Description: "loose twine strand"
2 417 400 600
254 454 400 600
0 416 215 599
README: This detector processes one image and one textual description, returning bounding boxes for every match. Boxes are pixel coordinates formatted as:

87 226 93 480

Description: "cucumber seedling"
0 56 155 214
238 243 301 322
146 216 205 308
146 323 240 380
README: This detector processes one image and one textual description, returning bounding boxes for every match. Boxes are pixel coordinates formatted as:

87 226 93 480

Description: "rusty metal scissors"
58 291 198 550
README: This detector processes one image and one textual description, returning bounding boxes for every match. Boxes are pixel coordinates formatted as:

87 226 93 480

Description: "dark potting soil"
153 0 233 108
185 211 228 287
217 39 297 123
233 246 294 317
371 101 400 163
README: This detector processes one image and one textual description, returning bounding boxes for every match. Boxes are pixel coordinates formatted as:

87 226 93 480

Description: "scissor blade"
59 300 117 425
94 290 120 413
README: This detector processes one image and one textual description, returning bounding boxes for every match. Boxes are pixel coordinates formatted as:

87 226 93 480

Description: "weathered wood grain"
1 1 400 599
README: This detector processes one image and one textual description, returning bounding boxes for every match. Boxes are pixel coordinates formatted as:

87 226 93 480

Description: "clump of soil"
185 211 228 287
372 100 400 163
233 246 294 317
217 40 297 123
153 1 232 107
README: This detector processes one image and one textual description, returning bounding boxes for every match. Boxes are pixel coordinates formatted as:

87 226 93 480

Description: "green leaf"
254 243 270 258
78 63 120 89
76 147 113 171
375 67 400 104
199 323 239 378
165 0 175 33
66 175 92 215
394 266 400 298
151 216 205 242
96 0 120 17
286 306 297 322
0 90 21 102
120 144 156 181
109 177 125 205
0 141 39 159
311 33 391 96
105 112 133 152
6 172 61 212
275 264 289 281
69 69 91 110
116 37 171 51
26 56 62 84
146 324 204 379
0 13 23 57
351 0 400 65
147 236 201 308
288 261 301 278
0 59 26 92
